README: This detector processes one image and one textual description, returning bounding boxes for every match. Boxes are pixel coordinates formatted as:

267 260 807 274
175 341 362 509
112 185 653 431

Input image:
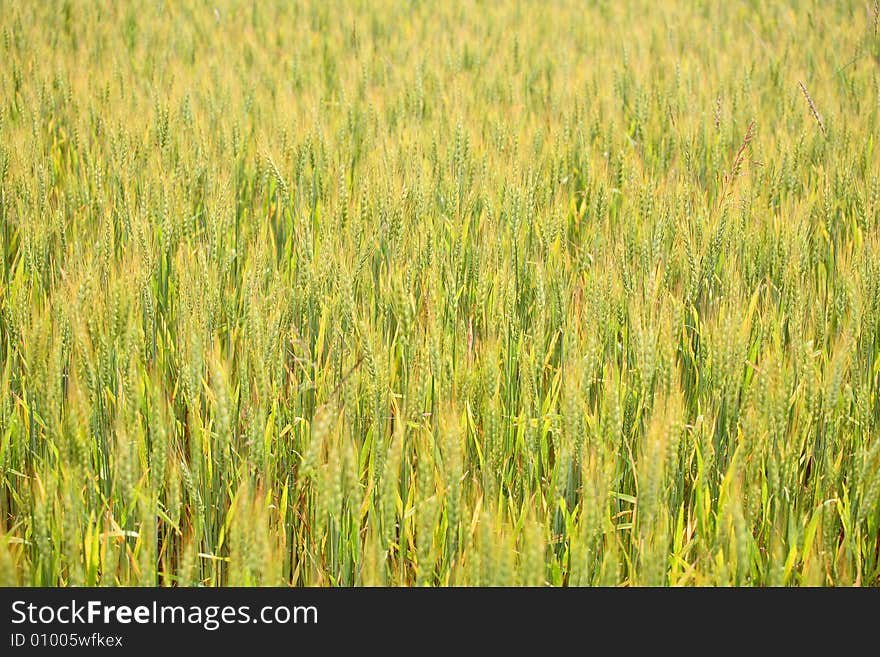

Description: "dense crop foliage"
1 0 880 586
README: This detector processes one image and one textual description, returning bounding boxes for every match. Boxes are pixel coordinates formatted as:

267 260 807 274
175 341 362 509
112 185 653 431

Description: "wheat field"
1 0 879 586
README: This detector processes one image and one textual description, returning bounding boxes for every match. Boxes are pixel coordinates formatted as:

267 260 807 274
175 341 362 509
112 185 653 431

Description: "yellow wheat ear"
798 81 827 139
